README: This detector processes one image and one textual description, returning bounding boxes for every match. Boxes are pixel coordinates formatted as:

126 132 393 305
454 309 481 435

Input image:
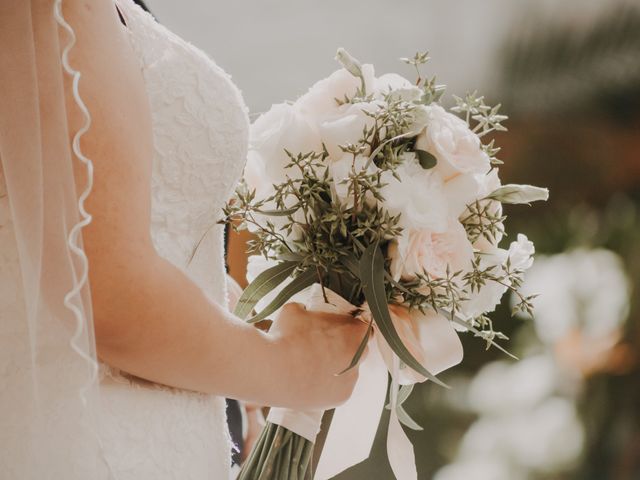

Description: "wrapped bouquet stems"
238 286 354 480
238 422 315 480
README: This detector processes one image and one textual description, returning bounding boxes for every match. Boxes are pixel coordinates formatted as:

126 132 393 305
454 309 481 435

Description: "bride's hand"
268 303 369 410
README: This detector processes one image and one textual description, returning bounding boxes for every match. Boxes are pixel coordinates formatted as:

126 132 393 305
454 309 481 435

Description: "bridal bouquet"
222 49 548 480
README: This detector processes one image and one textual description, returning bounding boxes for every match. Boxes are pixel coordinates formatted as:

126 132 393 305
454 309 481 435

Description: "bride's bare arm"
60 0 366 409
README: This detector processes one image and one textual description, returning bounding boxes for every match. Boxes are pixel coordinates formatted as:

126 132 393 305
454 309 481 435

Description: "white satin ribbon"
266 285 464 480
314 339 388 480
266 408 324 442
386 354 418 480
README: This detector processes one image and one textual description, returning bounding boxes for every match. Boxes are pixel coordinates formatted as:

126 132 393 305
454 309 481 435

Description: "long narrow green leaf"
385 384 414 411
337 319 373 375
340 253 360 277
397 384 414 405
277 252 305 262
359 242 448 388
255 206 299 217
247 268 318 324
396 404 423 431
234 261 298 319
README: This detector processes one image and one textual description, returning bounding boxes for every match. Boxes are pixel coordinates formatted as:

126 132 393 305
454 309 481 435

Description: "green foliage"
416 149 438 169
233 261 299 319
359 242 447 387
247 268 318 324
221 49 545 378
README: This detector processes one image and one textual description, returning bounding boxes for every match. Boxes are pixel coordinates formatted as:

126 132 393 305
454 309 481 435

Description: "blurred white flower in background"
434 456 522 480
435 248 630 480
437 357 584 480
505 398 584 472
467 355 557 416
518 248 630 345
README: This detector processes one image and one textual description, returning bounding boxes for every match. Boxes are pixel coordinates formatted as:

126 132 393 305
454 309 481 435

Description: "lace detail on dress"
98 1 249 478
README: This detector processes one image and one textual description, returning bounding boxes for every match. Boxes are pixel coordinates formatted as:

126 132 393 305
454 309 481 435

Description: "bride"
0 0 367 478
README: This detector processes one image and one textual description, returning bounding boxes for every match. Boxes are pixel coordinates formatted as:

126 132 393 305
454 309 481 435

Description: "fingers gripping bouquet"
222 49 548 480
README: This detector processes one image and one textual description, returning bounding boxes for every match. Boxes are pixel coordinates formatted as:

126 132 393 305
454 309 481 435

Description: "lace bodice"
0 0 249 478
118 2 249 286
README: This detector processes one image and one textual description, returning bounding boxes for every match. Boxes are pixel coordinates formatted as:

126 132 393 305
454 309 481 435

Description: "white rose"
461 234 535 317
296 65 376 120
329 153 378 208
442 169 504 250
507 233 535 272
318 101 380 160
389 217 474 281
375 72 413 92
373 73 428 134
250 103 322 185
243 149 274 201
415 105 490 180
443 169 501 218
375 73 423 103
380 153 449 232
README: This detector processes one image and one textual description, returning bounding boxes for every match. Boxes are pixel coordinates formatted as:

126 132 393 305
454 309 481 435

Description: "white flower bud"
487 184 549 205
335 48 363 81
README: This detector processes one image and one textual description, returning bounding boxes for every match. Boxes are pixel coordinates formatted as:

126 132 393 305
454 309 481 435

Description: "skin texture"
45 0 369 410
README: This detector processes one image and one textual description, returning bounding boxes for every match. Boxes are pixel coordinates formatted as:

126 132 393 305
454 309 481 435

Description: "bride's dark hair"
117 0 152 25
133 0 150 12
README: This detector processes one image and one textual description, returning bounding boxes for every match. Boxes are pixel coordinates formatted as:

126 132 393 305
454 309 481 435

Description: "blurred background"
147 0 640 478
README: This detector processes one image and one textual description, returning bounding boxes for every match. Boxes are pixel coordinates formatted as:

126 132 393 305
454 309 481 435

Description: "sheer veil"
0 1 111 477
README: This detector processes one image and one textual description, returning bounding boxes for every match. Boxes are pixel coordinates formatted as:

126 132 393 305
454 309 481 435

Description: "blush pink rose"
415 105 490 181
389 218 475 281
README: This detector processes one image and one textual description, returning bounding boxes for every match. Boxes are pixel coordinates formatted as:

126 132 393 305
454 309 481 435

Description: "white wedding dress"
0 0 249 478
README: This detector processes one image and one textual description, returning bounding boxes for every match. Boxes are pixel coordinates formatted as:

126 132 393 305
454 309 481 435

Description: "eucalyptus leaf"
247 268 318 324
359 242 448 387
385 385 414 411
255 206 299 217
337 319 373 375
365 131 416 169
234 261 299 320
340 254 360 277
416 149 438 169
278 252 305 263
397 384 414 406
396 404 423 431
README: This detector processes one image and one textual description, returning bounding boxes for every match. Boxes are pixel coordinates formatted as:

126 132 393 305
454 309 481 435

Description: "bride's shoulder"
1 0 153 161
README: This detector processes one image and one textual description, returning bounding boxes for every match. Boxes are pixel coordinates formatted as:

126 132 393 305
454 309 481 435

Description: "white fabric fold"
387 355 418 480
315 339 388 480
267 285 465 480
266 408 324 442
